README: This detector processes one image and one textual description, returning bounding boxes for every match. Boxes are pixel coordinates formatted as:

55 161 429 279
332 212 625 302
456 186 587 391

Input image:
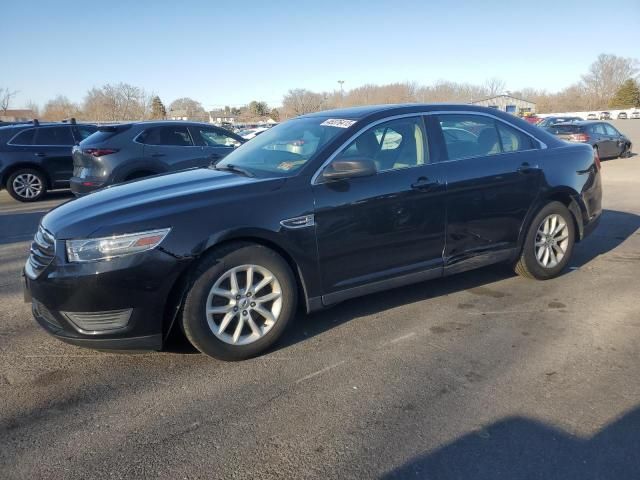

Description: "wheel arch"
518 187 585 253
1 162 52 189
161 233 313 343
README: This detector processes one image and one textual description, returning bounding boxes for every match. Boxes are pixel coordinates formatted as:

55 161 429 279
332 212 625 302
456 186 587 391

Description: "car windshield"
214 117 349 177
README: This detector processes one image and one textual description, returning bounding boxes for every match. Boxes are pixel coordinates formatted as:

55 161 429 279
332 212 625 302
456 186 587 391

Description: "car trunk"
551 124 585 141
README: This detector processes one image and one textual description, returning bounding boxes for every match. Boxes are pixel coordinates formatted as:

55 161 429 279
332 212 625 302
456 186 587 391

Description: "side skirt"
320 267 442 308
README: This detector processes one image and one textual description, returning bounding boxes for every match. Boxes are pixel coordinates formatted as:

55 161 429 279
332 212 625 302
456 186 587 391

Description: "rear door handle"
209 153 222 159
151 153 166 158
34 152 46 157
517 162 535 173
411 176 440 191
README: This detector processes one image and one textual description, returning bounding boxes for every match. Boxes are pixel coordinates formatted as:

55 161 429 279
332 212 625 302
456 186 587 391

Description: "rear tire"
514 201 576 280
6 168 47 202
181 242 297 361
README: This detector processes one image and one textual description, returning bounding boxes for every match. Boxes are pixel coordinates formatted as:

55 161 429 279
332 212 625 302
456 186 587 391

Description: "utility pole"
337 80 345 105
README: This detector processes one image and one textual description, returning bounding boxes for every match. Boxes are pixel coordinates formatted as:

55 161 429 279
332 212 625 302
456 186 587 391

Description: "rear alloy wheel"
181 243 297 360
7 169 47 202
514 201 575 280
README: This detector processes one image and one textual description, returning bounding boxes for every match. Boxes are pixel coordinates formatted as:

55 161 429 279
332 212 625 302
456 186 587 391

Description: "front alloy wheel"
181 242 297 360
206 264 282 345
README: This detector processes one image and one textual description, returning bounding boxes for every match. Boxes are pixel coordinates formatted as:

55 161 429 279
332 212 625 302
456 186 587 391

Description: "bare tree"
25 100 40 118
83 83 149 121
582 54 640 109
484 78 506 97
1 88 18 114
42 95 81 121
282 89 326 117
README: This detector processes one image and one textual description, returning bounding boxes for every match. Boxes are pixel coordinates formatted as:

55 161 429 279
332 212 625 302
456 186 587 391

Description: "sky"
3 0 639 110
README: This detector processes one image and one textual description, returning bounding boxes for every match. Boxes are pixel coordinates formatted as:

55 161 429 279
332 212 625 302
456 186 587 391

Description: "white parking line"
295 361 345 384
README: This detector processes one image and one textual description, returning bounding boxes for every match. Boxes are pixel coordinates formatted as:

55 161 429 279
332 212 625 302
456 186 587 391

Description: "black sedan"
548 121 632 159
25 104 602 360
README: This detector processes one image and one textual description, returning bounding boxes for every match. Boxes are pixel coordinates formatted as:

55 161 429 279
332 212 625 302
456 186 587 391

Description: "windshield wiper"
214 163 255 178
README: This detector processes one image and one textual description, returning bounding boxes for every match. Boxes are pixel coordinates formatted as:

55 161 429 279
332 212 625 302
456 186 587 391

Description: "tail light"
83 148 119 157
569 133 590 142
593 147 601 171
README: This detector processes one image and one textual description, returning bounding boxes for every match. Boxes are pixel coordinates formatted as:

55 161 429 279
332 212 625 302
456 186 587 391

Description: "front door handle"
34 152 46 157
411 176 440 191
151 153 166 158
209 153 222 159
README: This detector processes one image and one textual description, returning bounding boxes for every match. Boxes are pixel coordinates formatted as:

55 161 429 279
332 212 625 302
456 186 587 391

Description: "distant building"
470 94 536 115
0 109 35 122
209 111 237 124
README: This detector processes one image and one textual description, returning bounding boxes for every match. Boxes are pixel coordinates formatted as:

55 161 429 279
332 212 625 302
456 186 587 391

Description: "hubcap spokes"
535 214 569 268
13 174 43 199
205 264 282 345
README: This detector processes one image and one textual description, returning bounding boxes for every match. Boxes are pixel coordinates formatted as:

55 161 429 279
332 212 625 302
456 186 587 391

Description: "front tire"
514 201 576 280
181 242 297 361
6 168 47 202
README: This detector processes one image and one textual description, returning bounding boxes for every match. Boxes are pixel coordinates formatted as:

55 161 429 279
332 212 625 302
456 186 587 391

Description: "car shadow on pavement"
381 406 640 479
275 209 639 352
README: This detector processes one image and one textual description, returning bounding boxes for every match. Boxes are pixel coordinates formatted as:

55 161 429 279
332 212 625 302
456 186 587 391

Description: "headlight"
66 228 171 263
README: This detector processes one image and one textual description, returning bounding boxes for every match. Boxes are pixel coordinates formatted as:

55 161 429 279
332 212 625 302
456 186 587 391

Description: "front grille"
26 226 55 278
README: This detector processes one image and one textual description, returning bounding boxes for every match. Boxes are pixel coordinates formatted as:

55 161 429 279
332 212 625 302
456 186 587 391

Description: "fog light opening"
62 309 132 334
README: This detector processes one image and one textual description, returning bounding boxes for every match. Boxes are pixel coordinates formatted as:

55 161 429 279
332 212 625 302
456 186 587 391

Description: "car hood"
42 168 284 239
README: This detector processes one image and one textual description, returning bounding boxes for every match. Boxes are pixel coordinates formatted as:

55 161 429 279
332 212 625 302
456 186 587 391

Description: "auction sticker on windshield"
320 119 357 128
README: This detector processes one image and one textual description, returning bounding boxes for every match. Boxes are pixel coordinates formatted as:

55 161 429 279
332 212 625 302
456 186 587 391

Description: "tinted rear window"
553 125 583 134
83 125 131 144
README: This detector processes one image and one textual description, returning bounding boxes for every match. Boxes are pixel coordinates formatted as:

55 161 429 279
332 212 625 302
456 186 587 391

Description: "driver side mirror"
321 157 377 182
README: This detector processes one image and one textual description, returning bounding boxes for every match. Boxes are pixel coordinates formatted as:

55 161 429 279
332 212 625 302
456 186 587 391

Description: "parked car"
632 111 640 119
548 121 632 159
587 113 598 120
617 112 628 119
535 116 583 129
238 127 269 140
70 121 245 196
0 119 97 201
25 104 602 360
599 112 611 120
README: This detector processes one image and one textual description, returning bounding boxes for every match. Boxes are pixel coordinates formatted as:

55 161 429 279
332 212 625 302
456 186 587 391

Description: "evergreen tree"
609 79 640 108
150 96 167 119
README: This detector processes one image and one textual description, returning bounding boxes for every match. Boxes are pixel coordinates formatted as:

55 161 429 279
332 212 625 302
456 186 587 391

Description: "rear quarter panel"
536 142 602 234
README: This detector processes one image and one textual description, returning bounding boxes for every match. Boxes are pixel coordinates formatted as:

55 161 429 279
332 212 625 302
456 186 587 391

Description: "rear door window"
591 124 606 135
138 126 194 146
9 128 36 145
33 126 75 146
437 114 536 160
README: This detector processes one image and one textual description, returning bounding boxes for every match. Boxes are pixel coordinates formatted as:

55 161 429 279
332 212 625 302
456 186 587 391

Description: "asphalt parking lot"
1 120 639 479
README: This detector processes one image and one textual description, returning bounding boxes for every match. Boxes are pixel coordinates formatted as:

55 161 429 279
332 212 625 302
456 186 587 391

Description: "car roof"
299 103 525 120
554 120 599 126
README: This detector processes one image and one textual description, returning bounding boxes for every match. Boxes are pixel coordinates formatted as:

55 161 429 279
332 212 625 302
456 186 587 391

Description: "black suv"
0 120 97 202
71 121 245 196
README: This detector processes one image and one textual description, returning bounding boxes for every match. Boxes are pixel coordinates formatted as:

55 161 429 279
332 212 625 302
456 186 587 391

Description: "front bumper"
24 246 190 351
69 176 105 196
